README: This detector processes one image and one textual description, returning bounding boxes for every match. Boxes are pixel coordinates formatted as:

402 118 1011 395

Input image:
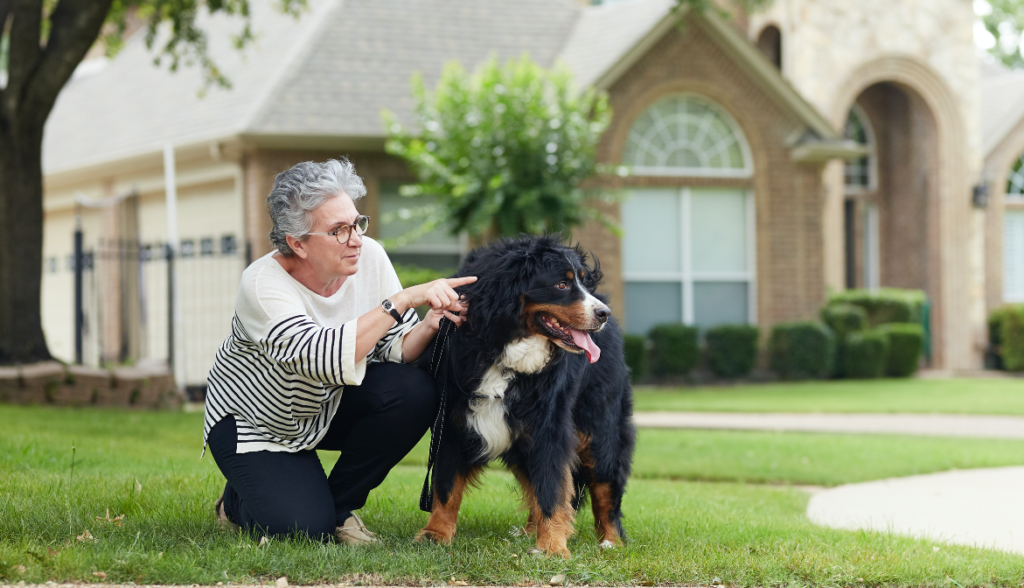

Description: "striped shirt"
203 237 418 453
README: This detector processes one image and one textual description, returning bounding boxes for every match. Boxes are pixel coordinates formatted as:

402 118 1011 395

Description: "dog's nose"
594 305 610 323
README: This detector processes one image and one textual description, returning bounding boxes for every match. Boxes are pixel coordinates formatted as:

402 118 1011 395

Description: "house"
39 0 1017 385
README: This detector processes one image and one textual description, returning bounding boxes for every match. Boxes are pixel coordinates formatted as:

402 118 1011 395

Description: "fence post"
166 243 175 374
74 207 84 365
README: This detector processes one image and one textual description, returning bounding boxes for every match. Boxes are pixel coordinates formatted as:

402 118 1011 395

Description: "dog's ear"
458 239 536 345
571 242 604 291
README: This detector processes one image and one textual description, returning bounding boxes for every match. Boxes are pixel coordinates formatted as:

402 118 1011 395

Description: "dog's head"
456 235 610 363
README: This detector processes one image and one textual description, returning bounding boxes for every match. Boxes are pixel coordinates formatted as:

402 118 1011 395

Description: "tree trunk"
0 121 52 364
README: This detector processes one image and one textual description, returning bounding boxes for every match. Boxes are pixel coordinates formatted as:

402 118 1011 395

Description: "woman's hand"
424 299 468 331
394 276 476 314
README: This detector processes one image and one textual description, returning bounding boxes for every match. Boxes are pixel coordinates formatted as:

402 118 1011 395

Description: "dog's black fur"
415 235 636 558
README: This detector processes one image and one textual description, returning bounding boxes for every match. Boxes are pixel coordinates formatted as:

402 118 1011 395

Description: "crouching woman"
203 158 473 544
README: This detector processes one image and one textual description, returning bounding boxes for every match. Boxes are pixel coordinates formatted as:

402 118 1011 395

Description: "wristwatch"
381 298 404 324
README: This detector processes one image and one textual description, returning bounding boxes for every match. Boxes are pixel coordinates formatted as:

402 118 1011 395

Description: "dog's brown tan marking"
589 483 622 545
416 468 482 544
512 466 575 558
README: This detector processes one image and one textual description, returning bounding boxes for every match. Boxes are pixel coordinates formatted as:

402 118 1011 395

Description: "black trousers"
206 362 437 541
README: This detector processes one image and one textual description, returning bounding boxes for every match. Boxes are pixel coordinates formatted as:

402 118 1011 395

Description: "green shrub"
1001 306 1024 372
827 288 926 326
705 325 759 378
768 322 835 380
393 263 453 288
622 335 648 383
821 304 868 378
988 305 1024 369
878 323 923 377
845 329 890 379
648 324 699 377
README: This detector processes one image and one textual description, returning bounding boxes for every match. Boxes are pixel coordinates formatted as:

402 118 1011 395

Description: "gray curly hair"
267 158 367 256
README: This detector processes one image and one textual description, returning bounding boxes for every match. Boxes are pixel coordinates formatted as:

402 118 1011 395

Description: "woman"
203 158 474 544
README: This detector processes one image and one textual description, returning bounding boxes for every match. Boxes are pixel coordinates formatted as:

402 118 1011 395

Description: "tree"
0 0 300 364
382 55 614 245
977 0 1024 69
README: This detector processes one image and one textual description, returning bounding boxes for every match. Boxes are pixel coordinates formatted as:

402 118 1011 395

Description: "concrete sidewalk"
634 411 1024 439
632 410 1024 556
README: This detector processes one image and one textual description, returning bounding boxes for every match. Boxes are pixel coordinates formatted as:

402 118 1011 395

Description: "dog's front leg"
519 464 575 559
416 467 481 545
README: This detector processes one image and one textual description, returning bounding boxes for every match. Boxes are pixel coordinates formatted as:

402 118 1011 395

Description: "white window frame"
622 187 758 326
843 103 878 194
624 93 755 179
1005 209 1024 303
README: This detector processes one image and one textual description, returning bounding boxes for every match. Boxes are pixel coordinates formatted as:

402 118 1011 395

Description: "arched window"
843 105 876 191
623 95 752 178
756 25 782 69
1007 153 1024 197
620 95 756 335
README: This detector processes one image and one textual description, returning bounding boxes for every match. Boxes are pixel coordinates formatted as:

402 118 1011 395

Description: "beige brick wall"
575 19 829 332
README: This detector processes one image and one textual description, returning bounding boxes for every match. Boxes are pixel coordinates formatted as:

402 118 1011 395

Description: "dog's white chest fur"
468 336 552 461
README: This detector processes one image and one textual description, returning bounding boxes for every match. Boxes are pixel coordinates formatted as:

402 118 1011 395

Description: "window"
756 25 782 69
1008 153 1024 199
623 95 752 178
378 182 464 271
622 188 756 335
843 105 875 191
1006 211 1024 302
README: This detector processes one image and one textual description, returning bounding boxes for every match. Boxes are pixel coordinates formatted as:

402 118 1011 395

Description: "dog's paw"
599 539 617 549
414 528 454 545
528 546 571 559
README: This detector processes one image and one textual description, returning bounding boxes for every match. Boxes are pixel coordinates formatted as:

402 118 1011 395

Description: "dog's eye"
556 281 569 290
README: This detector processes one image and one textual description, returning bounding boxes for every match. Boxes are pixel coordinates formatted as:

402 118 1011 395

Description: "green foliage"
648 324 699 377
827 288 926 326
988 305 1024 369
768 322 835 380
622 334 648 383
878 323 923 378
392 263 451 289
844 329 890 379
674 0 776 17
383 54 615 242
977 0 1024 69
820 303 867 378
1001 305 1024 371
102 1 307 92
704 325 759 379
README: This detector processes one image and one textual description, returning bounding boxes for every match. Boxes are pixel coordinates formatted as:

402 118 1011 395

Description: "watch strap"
382 299 404 324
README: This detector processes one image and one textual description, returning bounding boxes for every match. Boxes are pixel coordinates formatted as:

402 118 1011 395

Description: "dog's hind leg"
416 468 481 545
588 482 624 548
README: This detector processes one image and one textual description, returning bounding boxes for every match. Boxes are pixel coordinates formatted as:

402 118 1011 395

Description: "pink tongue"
569 329 601 364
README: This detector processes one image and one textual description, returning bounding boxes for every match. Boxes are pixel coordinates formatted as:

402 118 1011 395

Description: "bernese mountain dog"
414 235 636 559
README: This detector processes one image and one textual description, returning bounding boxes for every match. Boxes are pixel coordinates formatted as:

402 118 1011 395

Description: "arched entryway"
829 56 975 369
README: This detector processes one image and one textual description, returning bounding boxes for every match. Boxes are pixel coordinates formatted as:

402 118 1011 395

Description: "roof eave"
790 139 869 163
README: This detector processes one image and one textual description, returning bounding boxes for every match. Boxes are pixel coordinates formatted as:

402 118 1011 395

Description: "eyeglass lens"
336 216 370 244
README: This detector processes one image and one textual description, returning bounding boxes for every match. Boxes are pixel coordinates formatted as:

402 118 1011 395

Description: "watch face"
382 299 394 311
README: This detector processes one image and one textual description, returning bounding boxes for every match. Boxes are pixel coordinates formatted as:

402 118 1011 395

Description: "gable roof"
44 0 580 174
981 62 1024 158
44 0 846 175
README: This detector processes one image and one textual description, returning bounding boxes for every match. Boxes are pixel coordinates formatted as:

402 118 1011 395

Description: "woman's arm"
399 302 467 362
352 276 475 363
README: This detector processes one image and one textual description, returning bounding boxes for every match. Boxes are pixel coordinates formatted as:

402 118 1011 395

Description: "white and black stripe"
203 308 418 454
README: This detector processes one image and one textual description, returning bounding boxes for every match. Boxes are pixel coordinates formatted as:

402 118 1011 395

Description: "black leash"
419 316 456 512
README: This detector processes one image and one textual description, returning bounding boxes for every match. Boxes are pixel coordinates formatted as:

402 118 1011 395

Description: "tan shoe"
334 514 378 545
215 494 240 532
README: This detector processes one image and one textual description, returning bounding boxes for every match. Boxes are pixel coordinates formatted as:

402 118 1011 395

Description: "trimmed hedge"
393 263 453 288
622 335 648 383
878 323 923 377
821 304 868 378
988 305 1024 369
768 322 835 380
648 324 699 377
827 288 926 326
845 329 890 379
705 325 759 378
1001 306 1024 372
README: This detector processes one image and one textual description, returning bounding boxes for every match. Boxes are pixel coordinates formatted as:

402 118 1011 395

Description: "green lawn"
2 405 1024 586
635 377 1024 415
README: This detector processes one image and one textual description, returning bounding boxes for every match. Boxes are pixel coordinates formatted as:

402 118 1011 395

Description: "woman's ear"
286 235 309 260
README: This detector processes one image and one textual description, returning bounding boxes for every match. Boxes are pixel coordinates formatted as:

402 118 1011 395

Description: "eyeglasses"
307 215 371 246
